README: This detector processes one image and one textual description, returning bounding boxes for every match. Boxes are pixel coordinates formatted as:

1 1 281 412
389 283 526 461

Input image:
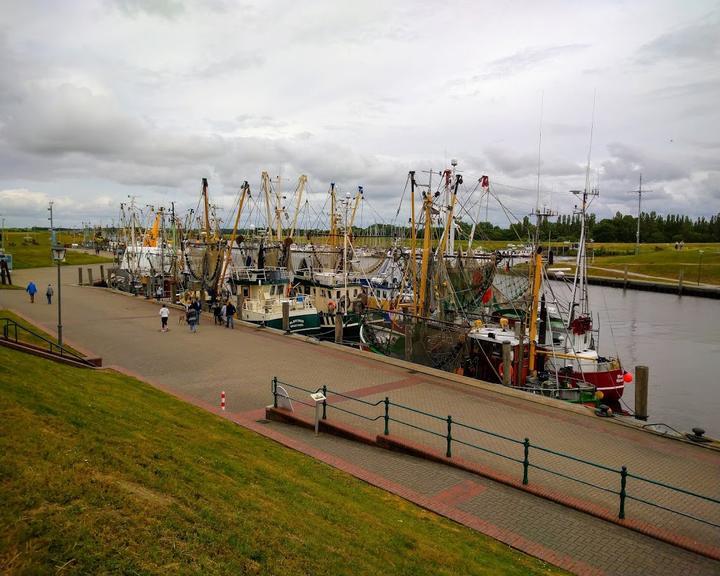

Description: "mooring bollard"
282 300 290 333
334 313 343 344
99 264 105 282
634 365 649 420
678 269 684 296
87 268 94 286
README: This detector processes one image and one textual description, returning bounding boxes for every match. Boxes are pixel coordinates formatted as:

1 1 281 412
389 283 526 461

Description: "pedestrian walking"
225 301 236 329
155 284 163 301
213 300 223 325
26 281 37 303
46 283 54 304
186 306 198 333
191 298 202 325
159 303 170 332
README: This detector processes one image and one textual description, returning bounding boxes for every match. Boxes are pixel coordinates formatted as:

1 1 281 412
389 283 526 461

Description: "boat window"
321 290 326 297
336 290 341 299
243 287 249 297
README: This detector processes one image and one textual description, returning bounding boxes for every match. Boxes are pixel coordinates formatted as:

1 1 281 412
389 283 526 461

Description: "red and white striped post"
221 391 226 411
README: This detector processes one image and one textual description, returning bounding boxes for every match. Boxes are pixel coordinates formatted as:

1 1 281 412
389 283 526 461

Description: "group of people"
25 281 54 304
157 297 237 333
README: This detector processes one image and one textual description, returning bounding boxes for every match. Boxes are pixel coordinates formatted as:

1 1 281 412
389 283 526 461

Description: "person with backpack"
225 300 236 329
46 283 54 304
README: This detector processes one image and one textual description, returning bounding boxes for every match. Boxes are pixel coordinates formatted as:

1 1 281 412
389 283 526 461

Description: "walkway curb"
266 406 720 562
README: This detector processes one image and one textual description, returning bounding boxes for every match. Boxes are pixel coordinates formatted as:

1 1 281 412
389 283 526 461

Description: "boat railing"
271 376 720 538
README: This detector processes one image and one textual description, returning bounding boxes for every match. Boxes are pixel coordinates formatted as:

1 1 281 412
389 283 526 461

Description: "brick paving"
3 264 719 575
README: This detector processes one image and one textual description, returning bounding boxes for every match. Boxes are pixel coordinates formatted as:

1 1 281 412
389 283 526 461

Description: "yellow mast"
527 248 543 373
348 186 363 229
288 175 307 239
416 192 433 315
261 171 272 237
219 181 250 284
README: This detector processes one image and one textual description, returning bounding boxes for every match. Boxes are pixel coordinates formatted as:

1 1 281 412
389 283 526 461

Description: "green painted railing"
0 317 92 366
271 376 720 531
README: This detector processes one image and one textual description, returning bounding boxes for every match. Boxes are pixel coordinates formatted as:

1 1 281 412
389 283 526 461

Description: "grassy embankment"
553 243 720 285
1 230 113 269
0 309 81 356
0 345 566 575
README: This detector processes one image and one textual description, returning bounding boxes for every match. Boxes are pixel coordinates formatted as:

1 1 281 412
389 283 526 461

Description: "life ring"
498 363 514 382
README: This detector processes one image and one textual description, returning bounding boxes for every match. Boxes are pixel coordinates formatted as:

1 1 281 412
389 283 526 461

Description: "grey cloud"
472 44 590 82
484 146 584 179
110 0 185 18
601 143 687 183
192 52 265 78
636 12 720 64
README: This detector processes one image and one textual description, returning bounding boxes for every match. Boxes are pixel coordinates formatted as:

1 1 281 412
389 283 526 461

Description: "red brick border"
267 406 720 562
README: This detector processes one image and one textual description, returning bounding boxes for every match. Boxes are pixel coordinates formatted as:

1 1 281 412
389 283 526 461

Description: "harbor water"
583 283 720 438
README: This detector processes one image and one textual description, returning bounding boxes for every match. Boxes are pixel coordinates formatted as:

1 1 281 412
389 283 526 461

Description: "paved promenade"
3 264 719 576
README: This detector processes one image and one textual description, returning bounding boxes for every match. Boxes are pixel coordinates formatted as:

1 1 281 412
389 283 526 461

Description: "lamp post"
697 250 704 285
51 244 66 348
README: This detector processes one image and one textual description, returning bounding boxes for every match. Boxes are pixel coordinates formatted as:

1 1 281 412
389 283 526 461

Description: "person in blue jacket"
26 281 37 303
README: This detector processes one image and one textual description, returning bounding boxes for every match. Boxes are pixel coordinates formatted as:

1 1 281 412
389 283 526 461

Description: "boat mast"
261 171 272 238
410 171 418 306
329 182 337 247
202 178 211 241
288 175 307 240
417 190 434 316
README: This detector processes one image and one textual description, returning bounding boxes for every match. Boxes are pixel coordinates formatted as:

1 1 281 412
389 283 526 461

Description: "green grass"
2 231 113 269
554 244 720 285
0 309 82 357
0 284 22 290
0 346 566 575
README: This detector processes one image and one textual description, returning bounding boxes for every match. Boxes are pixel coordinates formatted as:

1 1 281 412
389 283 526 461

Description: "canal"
586 283 720 438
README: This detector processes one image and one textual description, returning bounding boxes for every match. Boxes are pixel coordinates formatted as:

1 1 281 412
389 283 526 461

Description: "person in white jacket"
159 304 170 332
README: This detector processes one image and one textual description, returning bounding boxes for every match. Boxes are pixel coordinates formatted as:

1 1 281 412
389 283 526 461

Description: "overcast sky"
1 0 718 230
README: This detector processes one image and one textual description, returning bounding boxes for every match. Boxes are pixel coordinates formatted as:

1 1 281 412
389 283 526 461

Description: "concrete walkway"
3 264 719 576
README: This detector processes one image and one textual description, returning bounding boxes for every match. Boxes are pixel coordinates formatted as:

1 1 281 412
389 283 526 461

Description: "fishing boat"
228 266 319 333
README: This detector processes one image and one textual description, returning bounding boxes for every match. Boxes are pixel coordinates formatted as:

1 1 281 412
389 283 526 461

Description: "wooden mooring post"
634 365 649 421
623 265 628 290
99 265 105 282
86 268 94 286
404 315 413 362
78 267 83 285
678 269 684 296
282 300 290 333
501 342 512 386
334 313 343 344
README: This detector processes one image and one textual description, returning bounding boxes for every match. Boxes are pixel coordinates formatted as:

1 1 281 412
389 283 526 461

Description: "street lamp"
697 250 705 286
51 244 66 349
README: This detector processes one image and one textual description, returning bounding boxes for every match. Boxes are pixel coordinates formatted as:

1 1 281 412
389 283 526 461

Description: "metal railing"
1 317 93 366
271 376 720 531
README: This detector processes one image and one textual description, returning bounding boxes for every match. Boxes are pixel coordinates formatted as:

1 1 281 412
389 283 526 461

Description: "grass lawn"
0 309 82 356
2 230 113 269
0 346 566 575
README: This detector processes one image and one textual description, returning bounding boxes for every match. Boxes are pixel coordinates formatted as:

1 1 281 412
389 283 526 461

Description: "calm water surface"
582 283 720 438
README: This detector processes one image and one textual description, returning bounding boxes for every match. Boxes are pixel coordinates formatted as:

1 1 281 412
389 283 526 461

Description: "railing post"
272 377 278 409
446 415 453 458
322 385 327 420
523 438 530 485
383 397 390 435
619 465 628 519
